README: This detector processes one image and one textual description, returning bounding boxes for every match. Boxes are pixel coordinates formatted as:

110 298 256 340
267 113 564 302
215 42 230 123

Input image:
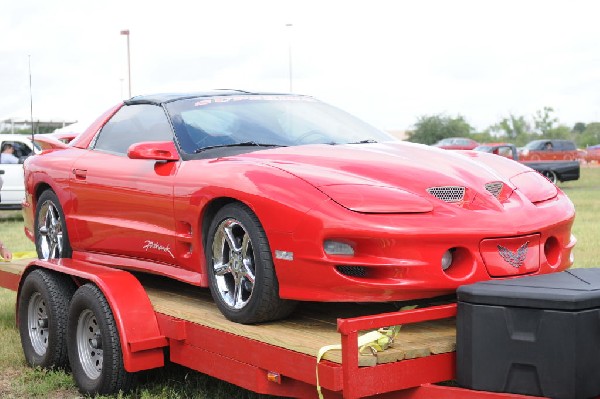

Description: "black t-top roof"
124 90 293 105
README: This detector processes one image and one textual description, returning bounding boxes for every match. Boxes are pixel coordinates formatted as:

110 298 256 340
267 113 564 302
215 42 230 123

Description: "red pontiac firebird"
22 91 576 324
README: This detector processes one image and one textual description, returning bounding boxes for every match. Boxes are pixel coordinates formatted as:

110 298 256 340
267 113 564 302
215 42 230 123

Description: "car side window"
93 104 173 155
1 140 33 164
559 141 576 151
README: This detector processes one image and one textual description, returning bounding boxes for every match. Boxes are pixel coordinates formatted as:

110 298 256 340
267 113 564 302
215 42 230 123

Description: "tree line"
407 107 600 148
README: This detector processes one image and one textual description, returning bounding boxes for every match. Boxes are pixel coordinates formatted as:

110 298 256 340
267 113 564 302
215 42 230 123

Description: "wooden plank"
0 258 30 275
141 276 456 366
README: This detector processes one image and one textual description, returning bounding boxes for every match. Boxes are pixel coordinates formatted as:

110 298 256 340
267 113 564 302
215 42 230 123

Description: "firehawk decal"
143 240 175 259
497 241 529 268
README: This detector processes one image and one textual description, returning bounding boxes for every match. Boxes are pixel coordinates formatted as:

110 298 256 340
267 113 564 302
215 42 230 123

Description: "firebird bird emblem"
143 240 175 259
497 241 529 268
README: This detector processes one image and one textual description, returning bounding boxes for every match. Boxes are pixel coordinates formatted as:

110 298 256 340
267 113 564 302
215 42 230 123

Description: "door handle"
72 168 87 180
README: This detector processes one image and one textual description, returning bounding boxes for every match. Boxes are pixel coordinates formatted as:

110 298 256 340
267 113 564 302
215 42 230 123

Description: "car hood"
237 142 536 213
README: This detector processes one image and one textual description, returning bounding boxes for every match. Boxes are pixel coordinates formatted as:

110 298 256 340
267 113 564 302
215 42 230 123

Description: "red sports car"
23 91 576 323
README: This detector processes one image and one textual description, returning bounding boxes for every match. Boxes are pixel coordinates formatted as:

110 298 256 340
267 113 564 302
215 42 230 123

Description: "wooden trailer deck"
138 274 456 367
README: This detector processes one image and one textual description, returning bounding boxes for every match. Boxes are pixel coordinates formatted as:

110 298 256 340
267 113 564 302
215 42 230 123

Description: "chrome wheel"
211 218 256 310
27 292 49 356
76 309 103 380
37 200 64 259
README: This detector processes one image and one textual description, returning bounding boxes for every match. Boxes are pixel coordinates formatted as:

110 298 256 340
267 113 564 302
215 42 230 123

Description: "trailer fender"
20 258 167 372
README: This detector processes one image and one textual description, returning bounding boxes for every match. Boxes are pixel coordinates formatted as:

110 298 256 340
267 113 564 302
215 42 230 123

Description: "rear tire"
35 190 72 260
541 170 558 184
67 284 134 395
18 269 75 369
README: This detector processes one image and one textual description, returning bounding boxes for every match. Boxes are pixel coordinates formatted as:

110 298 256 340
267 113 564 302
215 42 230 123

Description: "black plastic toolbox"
457 268 600 399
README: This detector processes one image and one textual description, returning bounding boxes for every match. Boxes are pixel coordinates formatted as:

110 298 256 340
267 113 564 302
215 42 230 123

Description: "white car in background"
0 134 38 208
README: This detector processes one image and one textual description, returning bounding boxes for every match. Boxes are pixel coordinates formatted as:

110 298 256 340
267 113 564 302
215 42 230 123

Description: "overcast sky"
1 0 599 131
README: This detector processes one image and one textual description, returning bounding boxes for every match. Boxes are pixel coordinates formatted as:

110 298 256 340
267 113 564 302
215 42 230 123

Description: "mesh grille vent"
485 182 504 198
336 266 367 278
426 186 465 203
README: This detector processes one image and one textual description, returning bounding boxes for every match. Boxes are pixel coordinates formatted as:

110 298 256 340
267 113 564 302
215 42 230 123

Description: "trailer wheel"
541 170 558 184
18 269 75 369
207 203 296 324
67 284 134 395
35 190 72 260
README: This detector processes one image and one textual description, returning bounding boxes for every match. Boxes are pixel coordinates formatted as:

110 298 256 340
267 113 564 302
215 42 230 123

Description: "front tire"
18 269 75 369
35 190 72 260
67 284 134 395
206 203 296 324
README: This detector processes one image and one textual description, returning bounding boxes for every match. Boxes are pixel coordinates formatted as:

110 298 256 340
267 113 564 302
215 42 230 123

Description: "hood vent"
426 186 465 203
485 182 504 199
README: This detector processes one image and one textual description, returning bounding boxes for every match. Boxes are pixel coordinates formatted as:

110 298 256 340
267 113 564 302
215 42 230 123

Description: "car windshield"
165 95 394 153
524 140 545 150
474 145 492 152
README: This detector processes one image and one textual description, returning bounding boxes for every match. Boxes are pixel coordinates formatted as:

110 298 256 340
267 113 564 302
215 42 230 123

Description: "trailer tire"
206 203 297 324
18 269 75 369
67 284 134 395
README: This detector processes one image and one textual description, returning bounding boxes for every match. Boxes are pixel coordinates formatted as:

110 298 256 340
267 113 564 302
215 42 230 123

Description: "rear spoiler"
33 133 78 150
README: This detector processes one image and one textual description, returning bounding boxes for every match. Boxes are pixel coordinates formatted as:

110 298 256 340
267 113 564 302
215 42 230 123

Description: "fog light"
441 250 453 271
324 240 354 256
570 251 575 264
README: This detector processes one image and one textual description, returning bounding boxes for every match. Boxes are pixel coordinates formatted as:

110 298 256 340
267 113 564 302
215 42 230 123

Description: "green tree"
490 114 531 139
533 106 558 135
545 125 571 139
407 114 473 145
577 123 600 147
572 122 586 134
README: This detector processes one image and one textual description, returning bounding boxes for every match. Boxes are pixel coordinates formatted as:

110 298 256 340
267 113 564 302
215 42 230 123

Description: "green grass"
0 167 598 397
559 166 600 268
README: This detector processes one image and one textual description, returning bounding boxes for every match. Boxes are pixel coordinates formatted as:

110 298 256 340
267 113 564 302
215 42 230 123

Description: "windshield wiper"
347 139 378 144
194 142 285 153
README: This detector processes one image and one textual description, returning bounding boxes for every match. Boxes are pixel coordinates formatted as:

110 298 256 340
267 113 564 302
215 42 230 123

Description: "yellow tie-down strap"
316 306 417 399
1 251 37 262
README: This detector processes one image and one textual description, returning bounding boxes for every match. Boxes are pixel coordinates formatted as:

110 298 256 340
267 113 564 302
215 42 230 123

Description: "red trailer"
0 258 546 398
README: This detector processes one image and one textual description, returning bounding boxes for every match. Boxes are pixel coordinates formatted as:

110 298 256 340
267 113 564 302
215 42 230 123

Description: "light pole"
120 29 131 98
285 23 293 93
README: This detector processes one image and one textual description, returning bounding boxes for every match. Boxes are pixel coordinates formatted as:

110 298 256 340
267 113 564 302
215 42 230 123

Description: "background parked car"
433 137 479 150
518 139 579 161
475 142 579 184
583 144 600 163
0 134 38 208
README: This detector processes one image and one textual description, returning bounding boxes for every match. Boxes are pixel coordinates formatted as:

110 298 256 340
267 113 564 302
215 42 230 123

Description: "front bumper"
271 192 576 302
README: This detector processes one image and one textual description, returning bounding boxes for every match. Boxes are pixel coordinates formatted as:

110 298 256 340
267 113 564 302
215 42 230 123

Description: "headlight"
318 184 433 213
510 171 558 203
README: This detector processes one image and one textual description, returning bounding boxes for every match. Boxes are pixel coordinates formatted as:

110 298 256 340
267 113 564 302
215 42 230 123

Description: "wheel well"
201 197 239 248
34 183 52 206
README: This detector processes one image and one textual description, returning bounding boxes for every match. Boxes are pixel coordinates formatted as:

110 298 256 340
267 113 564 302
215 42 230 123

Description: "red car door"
68 104 180 265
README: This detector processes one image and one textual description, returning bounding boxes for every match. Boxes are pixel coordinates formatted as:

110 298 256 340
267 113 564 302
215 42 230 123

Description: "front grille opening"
485 182 504 198
426 186 465 203
336 265 367 278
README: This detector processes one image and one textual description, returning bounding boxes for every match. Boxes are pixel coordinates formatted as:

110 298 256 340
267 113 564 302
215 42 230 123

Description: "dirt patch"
0 367 23 398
